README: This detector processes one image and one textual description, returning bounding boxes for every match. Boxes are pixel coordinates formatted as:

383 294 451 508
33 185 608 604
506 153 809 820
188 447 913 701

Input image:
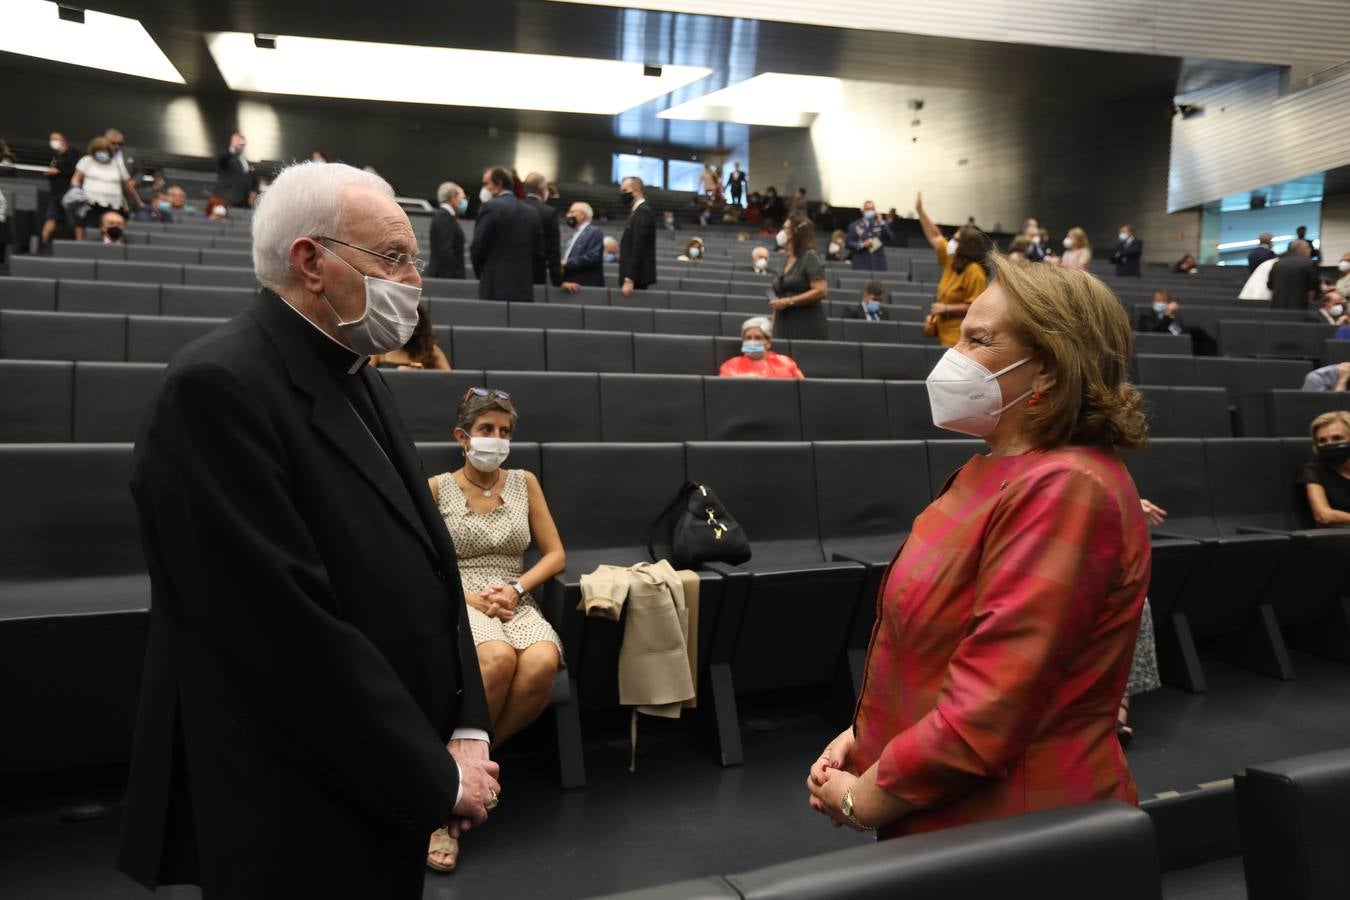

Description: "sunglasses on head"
462 388 511 402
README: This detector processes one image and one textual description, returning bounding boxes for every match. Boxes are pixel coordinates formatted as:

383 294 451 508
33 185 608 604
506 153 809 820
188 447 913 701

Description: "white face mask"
1339 261 1350 272
1332 305 1346 318
479 186 494 204
1062 237 1075 249
775 230 789 248
946 238 959 256
317 244 423 356
827 241 840 255
753 256 768 270
1118 232 1129 242
50 139 63 151
689 246 702 258
466 436 510 472
926 349 1033 437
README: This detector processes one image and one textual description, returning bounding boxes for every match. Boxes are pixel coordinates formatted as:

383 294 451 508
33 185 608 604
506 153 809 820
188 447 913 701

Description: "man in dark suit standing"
522 172 562 288
1269 240 1321 310
1247 232 1276 271
471 166 543 302
429 181 467 279
213 131 257 208
726 161 747 205
618 175 656 299
560 201 605 292
119 163 501 900
1110 224 1142 276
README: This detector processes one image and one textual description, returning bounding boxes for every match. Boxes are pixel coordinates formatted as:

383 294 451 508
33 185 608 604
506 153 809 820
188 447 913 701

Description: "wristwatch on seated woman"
510 580 530 602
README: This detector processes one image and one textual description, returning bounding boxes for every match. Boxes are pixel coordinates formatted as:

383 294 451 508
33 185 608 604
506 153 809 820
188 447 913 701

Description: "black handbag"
647 481 751 568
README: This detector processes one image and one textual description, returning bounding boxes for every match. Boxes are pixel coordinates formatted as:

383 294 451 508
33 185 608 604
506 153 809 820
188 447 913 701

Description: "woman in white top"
1059 227 1092 270
70 136 141 241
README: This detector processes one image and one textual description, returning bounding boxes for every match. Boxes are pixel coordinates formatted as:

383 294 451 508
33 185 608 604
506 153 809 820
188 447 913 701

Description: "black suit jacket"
1111 238 1142 276
523 196 563 286
471 193 543 302
562 223 605 287
428 207 466 279
620 201 657 289
213 151 256 207
119 293 492 899
840 303 891 320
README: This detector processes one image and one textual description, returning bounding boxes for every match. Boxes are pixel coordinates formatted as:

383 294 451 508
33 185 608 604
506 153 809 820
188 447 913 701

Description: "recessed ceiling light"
0 0 184 83
658 73 845 127
205 32 712 116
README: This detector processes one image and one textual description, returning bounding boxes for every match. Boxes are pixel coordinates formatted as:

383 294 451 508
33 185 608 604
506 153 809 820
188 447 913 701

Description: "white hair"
437 181 462 204
572 201 594 220
751 246 769 259
741 316 772 338
252 161 394 291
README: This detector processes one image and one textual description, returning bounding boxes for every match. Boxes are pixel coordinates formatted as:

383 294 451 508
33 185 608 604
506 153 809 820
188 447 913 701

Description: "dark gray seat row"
1134 354 1312 396
590 800 1160 900
49 239 252 267
8 256 257 287
1219 319 1337 363
0 361 1234 444
1239 390 1350 437
1125 437 1350 692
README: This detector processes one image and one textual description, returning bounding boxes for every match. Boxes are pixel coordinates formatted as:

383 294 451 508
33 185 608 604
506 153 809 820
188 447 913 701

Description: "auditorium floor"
1 650 1348 900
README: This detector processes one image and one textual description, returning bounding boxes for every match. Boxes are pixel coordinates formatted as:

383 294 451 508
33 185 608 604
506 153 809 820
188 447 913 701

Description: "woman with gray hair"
718 316 804 379
425 387 566 872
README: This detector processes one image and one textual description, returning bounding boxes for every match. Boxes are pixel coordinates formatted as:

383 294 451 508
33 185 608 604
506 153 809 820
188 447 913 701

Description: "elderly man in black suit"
429 180 467 279
119 161 500 900
618 175 657 298
522 172 563 288
471 166 543 302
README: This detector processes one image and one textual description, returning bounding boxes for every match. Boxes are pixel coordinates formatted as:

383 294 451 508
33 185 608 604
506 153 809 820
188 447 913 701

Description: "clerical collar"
271 289 369 375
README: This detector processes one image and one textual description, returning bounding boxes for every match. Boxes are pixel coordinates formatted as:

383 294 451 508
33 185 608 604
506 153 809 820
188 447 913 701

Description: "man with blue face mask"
846 199 893 271
842 280 892 322
429 180 468 279
120 162 500 900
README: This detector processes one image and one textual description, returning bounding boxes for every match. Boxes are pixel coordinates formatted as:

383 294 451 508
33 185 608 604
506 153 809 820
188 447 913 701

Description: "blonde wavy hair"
990 254 1148 450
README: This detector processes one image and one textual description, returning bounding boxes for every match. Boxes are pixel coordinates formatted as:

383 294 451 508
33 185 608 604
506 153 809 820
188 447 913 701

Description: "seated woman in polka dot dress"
424 388 566 872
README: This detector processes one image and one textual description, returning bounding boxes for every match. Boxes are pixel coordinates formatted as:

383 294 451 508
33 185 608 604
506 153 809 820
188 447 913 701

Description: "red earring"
1028 391 1043 407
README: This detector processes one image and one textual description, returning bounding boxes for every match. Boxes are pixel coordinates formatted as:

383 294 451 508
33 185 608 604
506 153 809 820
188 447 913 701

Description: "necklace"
462 469 500 498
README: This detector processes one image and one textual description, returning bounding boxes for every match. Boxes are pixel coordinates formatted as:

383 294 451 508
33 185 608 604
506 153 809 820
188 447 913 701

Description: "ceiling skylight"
205 33 712 115
0 0 185 83
658 73 844 127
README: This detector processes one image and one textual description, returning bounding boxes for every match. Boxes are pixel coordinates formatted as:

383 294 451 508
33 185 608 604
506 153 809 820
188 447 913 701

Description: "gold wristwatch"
841 786 876 831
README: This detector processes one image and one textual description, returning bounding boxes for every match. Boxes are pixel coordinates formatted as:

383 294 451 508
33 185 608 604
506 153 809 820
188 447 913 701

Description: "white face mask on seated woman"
466 437 510 472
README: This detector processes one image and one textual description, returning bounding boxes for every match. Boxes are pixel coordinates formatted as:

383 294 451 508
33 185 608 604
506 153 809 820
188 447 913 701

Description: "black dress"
1298 458 1350 517
772 249 829 340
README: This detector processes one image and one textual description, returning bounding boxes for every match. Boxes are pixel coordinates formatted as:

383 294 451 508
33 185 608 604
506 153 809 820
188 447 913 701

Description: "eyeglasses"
462 387 511 402
313 235 426 275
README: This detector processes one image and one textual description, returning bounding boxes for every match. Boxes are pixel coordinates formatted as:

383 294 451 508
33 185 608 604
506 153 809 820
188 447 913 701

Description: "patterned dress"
852 447 1151 839
434 470 562 657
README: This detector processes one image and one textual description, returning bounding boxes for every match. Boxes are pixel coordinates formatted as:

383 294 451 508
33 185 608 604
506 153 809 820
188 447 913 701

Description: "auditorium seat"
1132 332 1192 355
703 377 802 440
451 326 546 371
484 370 601 442
378 369 485 441
790 340 863 379
1137 386 1231 437
924 438 985 497
585 305 654 334
507 302 581 330
885 381 946 439
10 256 97 280
799 378 888 440
544 285 608 307
633 333 717 376
126 315 226 363
668 292 726 312
910 259 943 283
126 244 201 265
814 439 930 686
160 285 253 318
684 442 865 697
183 265 258 288
724 294 766 315
73 362 167 442
1235 748 1350 900
1125 439 1294 688
654 309 721 336
0 276 58 311
841 319 902 344
1220 320 1330 362
1323 340 1350 364
52 239 124 260
598 374 706 441
860 343 930 380
0 359 73 441
1240 390 1348 437
57 279 160 316
608 289 668 310
98 260 183 285
0 309 126 361
198 249 251 268
547 329 634 373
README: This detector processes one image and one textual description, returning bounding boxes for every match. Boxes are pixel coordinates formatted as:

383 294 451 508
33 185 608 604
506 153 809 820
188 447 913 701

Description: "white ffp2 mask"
926 349 1033 437
466 436 510 472
318 244 422 356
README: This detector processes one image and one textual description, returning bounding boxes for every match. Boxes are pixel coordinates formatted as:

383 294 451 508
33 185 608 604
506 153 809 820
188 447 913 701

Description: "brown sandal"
427 826 459 872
